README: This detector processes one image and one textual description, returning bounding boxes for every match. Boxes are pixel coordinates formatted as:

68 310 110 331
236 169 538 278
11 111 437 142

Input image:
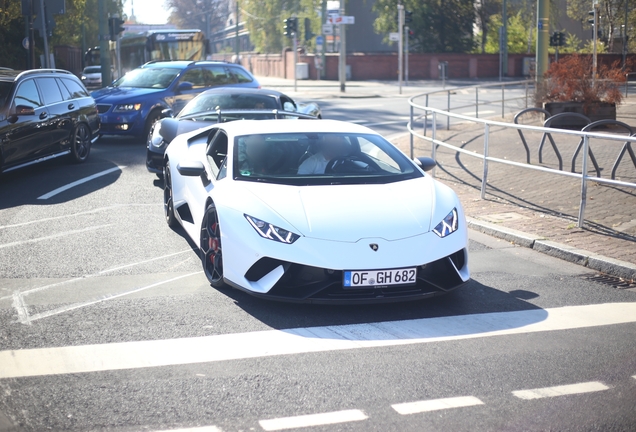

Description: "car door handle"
68 103 75 110
39 112 48 120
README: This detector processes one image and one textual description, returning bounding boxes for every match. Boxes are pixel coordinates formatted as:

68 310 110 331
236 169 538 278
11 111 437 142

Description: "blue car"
91 60 260 139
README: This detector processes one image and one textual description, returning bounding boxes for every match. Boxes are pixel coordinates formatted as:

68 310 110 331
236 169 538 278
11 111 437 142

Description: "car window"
179 67 206 89
55 78 72 100
83 66 101 74
179 93 278 117
234 132 422 186
14 79 42 109
204 66 234 86
60 78 89 98
228 67 253 84
36 78 64 105
0 81 12 108
206 130 228 179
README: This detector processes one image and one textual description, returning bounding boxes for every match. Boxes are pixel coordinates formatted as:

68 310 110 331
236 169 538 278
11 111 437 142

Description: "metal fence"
407 82 636 228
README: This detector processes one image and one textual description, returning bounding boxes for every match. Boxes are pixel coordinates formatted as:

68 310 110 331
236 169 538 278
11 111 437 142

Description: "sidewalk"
255 75 636 282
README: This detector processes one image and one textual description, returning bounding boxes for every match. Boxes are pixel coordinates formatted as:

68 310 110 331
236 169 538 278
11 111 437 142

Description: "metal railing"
407 87 636 229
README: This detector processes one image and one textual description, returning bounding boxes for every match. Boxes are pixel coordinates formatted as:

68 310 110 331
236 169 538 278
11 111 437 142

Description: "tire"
200 202 226 288
71 123 91 163
144 110 161 144
163 163 178 229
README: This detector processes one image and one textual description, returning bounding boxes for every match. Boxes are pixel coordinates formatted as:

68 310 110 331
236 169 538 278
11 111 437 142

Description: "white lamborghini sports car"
164 119 469 303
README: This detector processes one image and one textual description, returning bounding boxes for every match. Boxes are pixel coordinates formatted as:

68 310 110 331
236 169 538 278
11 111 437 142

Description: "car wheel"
163 163 178 229
71 123 91 163
200 202 226 288
144 110 161 143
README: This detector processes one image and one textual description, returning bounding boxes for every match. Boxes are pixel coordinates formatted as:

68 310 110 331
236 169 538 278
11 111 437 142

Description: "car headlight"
114 103 142 112
433 208 458 238
81 76 86 80
245 214 300 244
149 123 164 148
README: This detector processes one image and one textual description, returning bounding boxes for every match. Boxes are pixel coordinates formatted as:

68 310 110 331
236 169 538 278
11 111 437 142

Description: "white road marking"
365 118 410 127
22 271 202 324
0 204 157 231
1 303 636 379
0 225 111 250
392 396 484 415
152 426 222 432
0 249 194 302
37 166 125 200
259 409 367 431
512 381 609 400
12 292 31 326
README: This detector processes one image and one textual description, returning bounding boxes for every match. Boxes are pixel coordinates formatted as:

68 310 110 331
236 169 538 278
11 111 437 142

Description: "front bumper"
226 248 468 304
98 112 143 137
146 145 166 174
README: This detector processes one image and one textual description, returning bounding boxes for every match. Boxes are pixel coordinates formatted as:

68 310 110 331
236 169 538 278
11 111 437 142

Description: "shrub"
536 54 626 112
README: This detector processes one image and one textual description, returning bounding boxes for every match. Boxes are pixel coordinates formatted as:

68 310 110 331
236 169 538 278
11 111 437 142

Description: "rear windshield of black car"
233 132 423 186
180 94 278 117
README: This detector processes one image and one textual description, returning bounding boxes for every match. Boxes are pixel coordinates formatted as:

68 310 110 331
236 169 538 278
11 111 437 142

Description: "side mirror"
160 108 174 119
177 160 207 177
15 105 35 116
177 81 193 91
415 157 436 172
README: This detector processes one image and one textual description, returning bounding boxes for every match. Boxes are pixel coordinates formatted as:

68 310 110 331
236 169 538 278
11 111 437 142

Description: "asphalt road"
0 98 635 432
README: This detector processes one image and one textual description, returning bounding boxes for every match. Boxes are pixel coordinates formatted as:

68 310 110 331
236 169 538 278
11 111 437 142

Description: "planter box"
544 101 616 128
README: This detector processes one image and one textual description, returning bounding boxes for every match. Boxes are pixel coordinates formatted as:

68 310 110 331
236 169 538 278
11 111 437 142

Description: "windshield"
111 67 179 89
233 133 422 186
180 93 278 117
83 66 101 74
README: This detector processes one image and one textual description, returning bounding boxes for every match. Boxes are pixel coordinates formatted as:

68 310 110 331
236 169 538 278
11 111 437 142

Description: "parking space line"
259 409 367 431
22 271 203 324
392 396 484 415
512 381 609 400
152 426 222 432
37 166 125 200
0 249 193 302
0 225 111 250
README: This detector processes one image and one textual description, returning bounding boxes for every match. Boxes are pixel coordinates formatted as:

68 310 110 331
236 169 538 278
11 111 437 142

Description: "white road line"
25 271 203 323
12 292 31 326
152 426 222 432
259 409 367 431
0 225 111 250
512 381 609 400
1 303 636 379
37 166 125 200
0 204 157 231
0 249 194 302
392 396 484 415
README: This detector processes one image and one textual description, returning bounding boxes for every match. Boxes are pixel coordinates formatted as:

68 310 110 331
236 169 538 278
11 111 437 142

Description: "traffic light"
588 10 595 25
405 10 413 24
408 29 415 41
108 16 125 41
558 32 566 47
549 32 557 47
289 17 297 33
304 17 313 41
283 18 291 37
283 17 297 38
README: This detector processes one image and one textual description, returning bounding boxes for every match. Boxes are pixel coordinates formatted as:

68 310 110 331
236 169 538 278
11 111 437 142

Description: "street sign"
22 37 29 49
322 24 333 35
327 15 354 24
389 32 399 42
316 35 324 45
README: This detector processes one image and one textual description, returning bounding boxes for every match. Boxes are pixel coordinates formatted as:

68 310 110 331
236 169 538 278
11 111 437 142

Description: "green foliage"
559 32 583 54
483 11 534 54
373 0 475 53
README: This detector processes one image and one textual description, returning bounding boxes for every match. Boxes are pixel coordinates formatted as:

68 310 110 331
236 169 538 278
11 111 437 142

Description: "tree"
168 0 227 34
373 0 475 53
474 0 501 54
483 11 534 54
566 0 631 52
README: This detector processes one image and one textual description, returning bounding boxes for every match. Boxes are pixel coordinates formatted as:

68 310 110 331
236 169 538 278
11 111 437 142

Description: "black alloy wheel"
163 164 177 228
71 123 91 163
200 202 226 288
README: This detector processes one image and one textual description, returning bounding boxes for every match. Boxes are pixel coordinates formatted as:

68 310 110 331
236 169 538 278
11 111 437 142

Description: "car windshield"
180 94 278 117
111 67 179 89
233 132 422 186
83 66 101 74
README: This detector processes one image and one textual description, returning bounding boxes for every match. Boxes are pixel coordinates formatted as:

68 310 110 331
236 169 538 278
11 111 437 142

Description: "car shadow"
213 278 548 337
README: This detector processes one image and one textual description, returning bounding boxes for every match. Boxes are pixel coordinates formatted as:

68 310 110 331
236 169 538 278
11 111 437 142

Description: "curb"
467 217 636 281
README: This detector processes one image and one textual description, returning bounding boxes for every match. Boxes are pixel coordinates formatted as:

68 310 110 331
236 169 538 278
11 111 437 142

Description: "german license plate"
343 267 417 288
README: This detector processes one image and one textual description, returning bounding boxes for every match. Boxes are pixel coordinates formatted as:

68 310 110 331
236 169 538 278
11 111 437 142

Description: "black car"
0 69 100 174
146 87 321 176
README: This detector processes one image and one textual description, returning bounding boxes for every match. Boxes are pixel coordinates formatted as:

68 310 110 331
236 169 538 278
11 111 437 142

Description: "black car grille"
97 104 111 114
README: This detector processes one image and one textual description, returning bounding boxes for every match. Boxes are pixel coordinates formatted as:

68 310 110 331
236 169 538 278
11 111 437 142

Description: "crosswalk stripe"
259 409 367 431
512 381 609 400
392 396 484 415
1 303 636 379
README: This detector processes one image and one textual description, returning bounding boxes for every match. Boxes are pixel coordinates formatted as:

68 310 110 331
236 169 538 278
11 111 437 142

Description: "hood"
91 86 163 103
240 179 434 242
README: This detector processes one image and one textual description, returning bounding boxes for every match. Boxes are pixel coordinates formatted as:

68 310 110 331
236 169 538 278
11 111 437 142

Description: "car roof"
218 119 379 137
141 60 245 69
0 68 76 83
